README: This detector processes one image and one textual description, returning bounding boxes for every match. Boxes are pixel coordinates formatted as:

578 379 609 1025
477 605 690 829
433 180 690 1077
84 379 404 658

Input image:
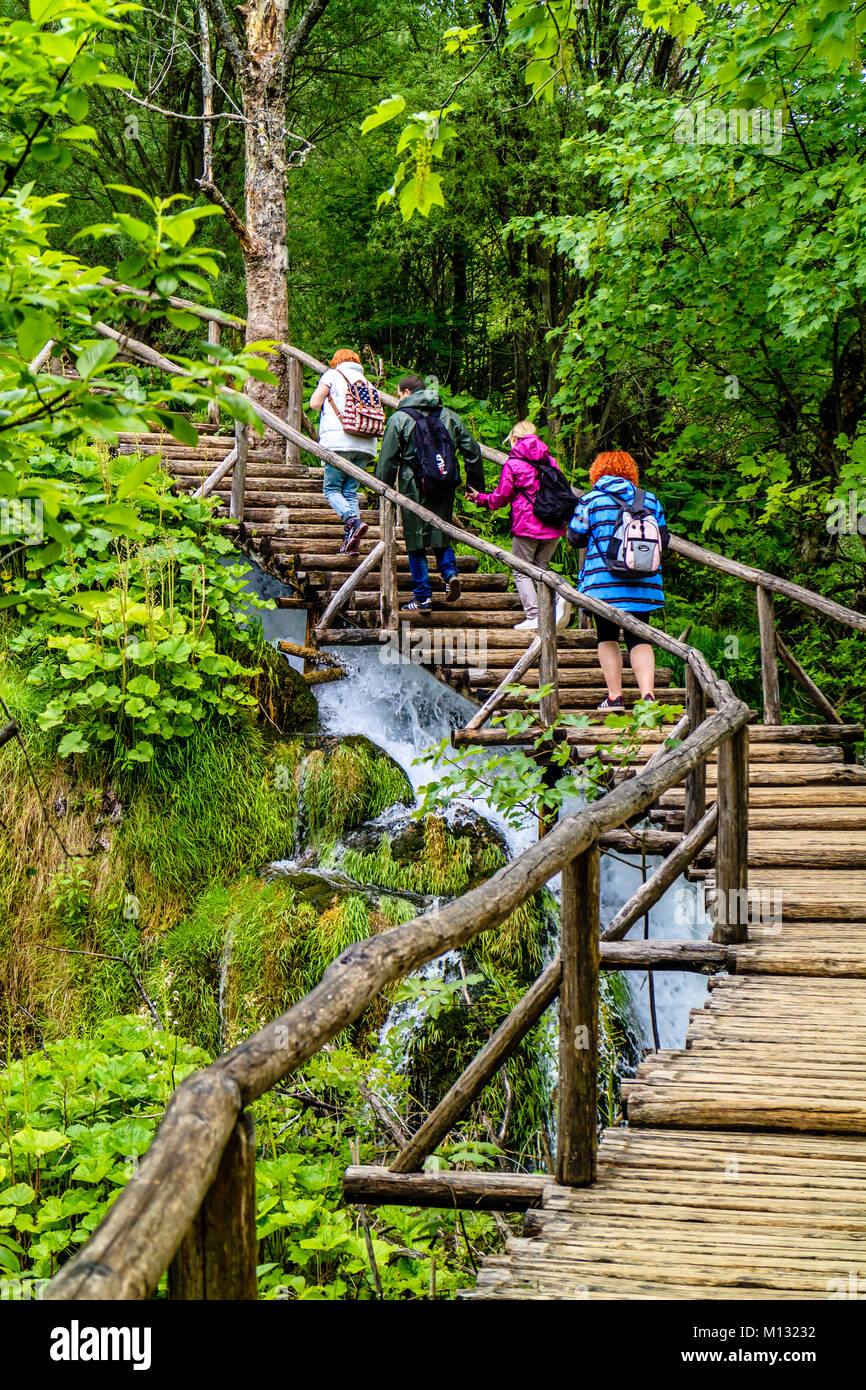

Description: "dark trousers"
407 545 458 603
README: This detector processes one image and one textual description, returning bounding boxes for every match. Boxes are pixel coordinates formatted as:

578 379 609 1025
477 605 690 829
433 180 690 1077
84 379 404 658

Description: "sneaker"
338 519 354 554
400 598 432 614
555 596 572 631
514 616 538 630
343 518 368 555
444 575 461 603
597 695 624 711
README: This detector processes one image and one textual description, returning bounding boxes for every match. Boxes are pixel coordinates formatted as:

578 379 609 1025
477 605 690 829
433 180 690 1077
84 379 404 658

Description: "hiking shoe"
401 599 432 614
338 519 354 554
597 695 624 711
341 517 368 555
444 575 461 603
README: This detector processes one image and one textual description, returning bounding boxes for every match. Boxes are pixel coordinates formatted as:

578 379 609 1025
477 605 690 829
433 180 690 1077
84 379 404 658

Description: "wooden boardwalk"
152 424 866 1301
466 731 866 1300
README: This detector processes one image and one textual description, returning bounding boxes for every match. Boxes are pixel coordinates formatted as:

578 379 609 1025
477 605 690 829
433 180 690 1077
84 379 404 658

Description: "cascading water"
315 643 710 1052
233 555 710 1053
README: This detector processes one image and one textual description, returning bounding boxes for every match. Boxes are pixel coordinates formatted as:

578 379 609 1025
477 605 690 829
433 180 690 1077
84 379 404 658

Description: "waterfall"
231 556 708 1051
316 644 709 1051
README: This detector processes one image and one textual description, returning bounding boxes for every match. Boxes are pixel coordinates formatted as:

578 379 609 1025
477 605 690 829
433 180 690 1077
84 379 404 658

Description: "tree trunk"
240 0 290 419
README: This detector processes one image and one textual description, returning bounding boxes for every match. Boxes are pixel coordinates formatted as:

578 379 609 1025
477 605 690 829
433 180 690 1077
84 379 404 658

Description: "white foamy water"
228 559 709 1052
599 850 710 1051
314 644 538 859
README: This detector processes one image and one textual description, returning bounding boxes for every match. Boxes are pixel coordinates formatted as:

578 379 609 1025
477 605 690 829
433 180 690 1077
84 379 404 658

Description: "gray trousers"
511 535 561 618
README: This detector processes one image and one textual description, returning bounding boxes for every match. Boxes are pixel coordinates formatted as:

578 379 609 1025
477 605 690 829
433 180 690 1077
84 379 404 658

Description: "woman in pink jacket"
467 421 572 631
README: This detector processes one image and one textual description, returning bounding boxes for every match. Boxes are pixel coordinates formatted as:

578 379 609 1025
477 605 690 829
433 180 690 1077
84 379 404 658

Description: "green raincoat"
374 388 484 551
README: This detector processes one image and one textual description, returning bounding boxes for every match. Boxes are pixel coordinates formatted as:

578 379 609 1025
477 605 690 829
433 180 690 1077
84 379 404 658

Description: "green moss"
299 736 412 845
335 815 505 898
303 893 372 990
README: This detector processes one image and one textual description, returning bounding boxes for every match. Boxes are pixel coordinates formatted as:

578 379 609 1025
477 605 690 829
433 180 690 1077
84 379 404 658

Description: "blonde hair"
330 349 361 368
507 419 537 447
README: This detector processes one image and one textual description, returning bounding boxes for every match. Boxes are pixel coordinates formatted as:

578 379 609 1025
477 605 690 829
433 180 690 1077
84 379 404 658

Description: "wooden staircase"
149 426 684 715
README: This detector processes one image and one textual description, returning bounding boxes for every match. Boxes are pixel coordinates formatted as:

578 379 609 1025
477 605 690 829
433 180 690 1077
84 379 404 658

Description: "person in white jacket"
309 349 376 554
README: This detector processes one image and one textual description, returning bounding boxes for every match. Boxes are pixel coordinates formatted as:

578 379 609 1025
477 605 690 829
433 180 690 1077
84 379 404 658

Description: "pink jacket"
475 434 567 541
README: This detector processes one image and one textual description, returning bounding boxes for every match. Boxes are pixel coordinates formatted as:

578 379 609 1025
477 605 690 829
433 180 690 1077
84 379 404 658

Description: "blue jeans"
322 460 360 521
407 546 458 603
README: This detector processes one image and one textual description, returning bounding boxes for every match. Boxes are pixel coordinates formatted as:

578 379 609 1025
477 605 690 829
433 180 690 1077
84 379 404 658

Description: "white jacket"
316 362 378 457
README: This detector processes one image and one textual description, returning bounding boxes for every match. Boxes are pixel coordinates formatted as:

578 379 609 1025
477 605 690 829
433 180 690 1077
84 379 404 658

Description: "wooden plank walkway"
148 424 866 1300
466 731 866 1300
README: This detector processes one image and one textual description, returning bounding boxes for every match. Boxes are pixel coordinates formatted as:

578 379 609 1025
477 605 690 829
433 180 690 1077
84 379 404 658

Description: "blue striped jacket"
567 475 669 612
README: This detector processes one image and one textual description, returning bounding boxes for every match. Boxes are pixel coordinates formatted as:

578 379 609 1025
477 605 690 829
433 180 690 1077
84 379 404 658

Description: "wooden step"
498 689 687 709
470 667 675 690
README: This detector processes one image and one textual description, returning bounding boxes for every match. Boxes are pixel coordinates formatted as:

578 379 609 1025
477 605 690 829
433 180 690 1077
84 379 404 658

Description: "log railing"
95 283 866 728
46 667 751 1297
38 296 863 1298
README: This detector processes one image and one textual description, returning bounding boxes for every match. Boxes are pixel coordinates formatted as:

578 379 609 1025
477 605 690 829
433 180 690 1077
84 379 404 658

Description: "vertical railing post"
207 320 221 428
380 496 398 631
557 845 599 1187
285 355 303 466
168 1112 258 1300
713 723 749 945
683 662 707 833
756 585 781 725
229 420 249 521
537 581 559 727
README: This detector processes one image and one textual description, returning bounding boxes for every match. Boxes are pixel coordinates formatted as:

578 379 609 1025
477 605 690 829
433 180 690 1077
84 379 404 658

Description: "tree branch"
198 178 260 254
285 0 331 66
205 0 248 79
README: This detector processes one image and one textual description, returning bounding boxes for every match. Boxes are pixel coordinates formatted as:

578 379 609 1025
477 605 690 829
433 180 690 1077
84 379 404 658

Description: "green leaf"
75 340 119 379
115 213 154 245
126 675 160 697
116 453 161 501
16 312 55 364
11 1126 67 1157
360 95 406 136
58 729 90 757
126 740 154 762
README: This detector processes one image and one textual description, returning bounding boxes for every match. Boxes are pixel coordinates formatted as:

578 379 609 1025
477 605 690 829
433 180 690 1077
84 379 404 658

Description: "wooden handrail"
49 299 863 1299
93 317 734 699
95 281 866 636
91 303 866 638
463 636 542 732
46 689 749 1301
191 445 237 499
670 534 866 634
315 541 385 636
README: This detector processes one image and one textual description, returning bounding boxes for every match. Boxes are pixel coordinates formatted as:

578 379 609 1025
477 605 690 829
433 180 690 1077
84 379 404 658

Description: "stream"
238 557 711 1053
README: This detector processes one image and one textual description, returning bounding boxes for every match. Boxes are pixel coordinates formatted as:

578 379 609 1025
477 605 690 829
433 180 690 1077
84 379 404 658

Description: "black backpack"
401 406 459 494
518 455 578 526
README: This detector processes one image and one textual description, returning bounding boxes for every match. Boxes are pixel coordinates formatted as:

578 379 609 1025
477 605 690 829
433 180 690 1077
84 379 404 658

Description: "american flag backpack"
326 368 386 438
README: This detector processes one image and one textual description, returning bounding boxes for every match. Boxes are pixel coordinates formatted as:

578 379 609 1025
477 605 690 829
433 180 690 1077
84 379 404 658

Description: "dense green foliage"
1 0 864 1305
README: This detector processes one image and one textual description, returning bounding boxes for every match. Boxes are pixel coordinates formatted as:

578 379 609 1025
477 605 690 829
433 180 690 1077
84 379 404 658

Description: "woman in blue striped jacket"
567 451 670 710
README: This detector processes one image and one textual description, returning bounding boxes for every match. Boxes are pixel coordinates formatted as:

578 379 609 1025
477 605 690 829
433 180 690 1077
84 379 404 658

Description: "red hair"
330 349 361 368
589 450 639 487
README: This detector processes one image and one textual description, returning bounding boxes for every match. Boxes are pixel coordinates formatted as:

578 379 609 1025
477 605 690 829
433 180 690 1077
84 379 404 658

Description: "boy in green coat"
375 375 484 612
